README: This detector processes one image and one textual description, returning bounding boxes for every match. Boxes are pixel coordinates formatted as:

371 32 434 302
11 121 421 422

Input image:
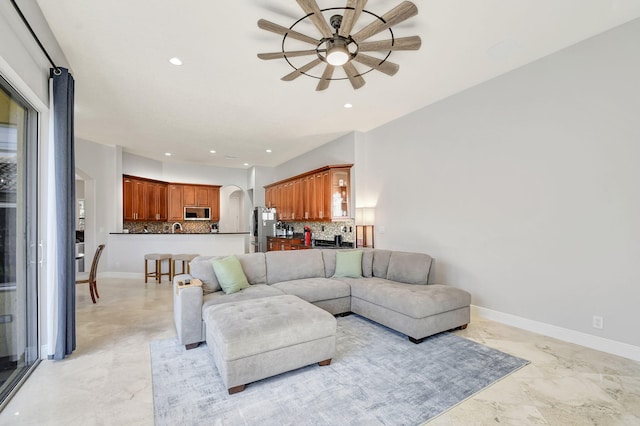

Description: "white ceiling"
36 0 640 169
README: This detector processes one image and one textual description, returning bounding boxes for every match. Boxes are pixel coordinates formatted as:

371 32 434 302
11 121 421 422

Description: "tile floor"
0 278 639 425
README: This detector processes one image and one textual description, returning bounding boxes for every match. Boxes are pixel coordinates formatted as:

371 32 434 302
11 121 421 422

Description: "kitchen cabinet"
123 176 167 221
208 186 220 222
183 185 210 206
267 237 305 251
168 184 184 221
316 171 330 220
329 168 350 220
124 176 220 222
292 178 303 220
146 181 168 221
182 184 220 221
265 186 275 208
263 165 352 222
123 177 144 221
303 174 315 220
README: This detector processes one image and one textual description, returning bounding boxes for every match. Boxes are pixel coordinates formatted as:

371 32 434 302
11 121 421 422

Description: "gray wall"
356 19 640 347
273 132 356 181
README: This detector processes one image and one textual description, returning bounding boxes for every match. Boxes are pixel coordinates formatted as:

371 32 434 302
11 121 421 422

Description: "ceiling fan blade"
281 58 323 81
296 0 333 38
258 50 318 60
316 65 335 91
258 19 319 45
352 1 418 43
339 0 367 37
357 36 421 52
342 62 365 89
353 53 399 76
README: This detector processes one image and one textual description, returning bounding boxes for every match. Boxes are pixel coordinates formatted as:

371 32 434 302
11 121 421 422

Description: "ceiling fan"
257 0 421 91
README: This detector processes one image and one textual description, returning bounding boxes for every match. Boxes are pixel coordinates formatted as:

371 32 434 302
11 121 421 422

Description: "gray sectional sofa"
173 248 471 349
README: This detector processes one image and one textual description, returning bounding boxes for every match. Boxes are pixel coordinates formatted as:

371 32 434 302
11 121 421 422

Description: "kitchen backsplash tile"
284 220 355 243
123 221 216 234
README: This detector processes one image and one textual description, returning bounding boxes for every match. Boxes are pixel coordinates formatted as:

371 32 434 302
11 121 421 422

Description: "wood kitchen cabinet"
267 237 305 251
303 175 315 220
316 170 330 220
263 165 352 222
208 186 220 222
182 184 220 220
123 175 167 221
123 177 144 221
329 168 350 220
147 182 168 221
183 185 209 206
124 176 220 222
265 186 275 208
167 184 184 221
292 178 303 220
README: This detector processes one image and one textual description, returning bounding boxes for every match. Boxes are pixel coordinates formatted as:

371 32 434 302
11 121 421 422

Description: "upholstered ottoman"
204 294 337 394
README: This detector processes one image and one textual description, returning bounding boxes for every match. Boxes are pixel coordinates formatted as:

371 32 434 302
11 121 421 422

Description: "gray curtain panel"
51 67 76 360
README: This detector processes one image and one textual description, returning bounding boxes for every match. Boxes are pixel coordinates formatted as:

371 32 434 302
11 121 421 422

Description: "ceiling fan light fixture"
326 41 350 66
257 1 421 90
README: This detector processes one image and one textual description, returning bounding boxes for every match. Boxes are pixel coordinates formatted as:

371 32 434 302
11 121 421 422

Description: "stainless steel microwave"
184 206 211 221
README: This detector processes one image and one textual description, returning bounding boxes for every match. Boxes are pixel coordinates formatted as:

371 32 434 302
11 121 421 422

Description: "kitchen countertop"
109 232 250 235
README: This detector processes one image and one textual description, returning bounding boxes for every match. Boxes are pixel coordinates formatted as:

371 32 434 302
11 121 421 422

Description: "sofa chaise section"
324 249 470 343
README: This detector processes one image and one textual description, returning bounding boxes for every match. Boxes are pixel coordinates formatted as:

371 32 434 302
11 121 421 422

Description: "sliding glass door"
0 75 39 406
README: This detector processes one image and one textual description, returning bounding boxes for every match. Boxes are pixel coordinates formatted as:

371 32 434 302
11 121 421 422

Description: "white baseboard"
471 305 640 362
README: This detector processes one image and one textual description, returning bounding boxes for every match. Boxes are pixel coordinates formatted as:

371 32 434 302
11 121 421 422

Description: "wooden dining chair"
76 244 105 303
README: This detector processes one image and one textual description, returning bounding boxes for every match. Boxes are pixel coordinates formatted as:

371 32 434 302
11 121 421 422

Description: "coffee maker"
304 226 312 246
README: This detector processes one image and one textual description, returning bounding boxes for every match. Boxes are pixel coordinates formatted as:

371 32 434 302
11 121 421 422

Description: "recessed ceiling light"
169 57 183 66
164 152 172 156
344 103 353 108
243 163 249 166
266 149 272 153
209 150 216 154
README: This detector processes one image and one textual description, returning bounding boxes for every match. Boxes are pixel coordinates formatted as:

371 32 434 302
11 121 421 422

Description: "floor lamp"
355 207 375 248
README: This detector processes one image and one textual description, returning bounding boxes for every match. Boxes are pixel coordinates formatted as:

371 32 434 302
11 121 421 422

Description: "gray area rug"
151 315 528 425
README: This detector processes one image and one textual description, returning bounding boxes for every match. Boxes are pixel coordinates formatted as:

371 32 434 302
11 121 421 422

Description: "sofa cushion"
211 256 250 294
349 278 471 319
386 251 432 285
321 249 373 278
189 255 222 293
272 278 351 303
333 250 363 278
266 249 325 284
236 253 267 285
372 250 392 279
202 284 285 312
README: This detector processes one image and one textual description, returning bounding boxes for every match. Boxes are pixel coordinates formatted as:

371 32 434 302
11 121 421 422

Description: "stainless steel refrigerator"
251 207 276 252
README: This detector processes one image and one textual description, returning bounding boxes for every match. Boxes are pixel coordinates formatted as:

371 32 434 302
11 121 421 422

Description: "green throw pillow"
211 255 250 294
333 250 363 278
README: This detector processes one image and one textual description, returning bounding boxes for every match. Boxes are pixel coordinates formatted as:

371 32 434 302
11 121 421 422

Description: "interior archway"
219 185 247 233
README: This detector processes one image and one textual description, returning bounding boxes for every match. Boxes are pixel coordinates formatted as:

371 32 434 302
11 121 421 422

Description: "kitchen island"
106 232 249 277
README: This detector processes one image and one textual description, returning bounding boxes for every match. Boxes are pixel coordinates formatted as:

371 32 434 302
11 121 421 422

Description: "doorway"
0 75 39 406
219 185 245 233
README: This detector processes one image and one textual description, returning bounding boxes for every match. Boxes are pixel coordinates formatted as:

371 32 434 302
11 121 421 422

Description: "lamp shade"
355 207 375 226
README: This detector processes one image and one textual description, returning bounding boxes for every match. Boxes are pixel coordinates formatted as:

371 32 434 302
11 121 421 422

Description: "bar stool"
171 254 199 280
144 253 172 283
